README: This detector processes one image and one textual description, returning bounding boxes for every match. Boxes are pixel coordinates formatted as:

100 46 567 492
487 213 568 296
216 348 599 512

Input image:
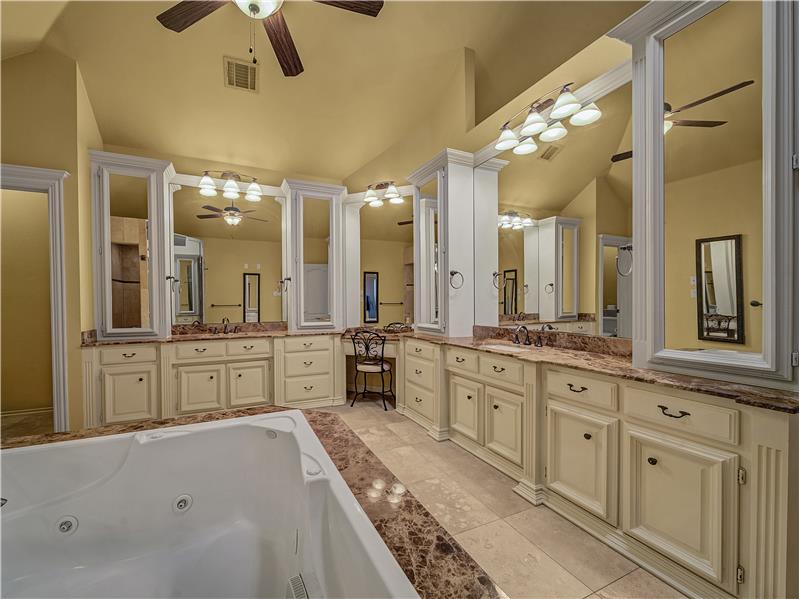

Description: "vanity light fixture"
513 136 538 155
364 187 378 203
245 181 263 202
498 211 537 229
369 199 384 208
199 172 217 197
494 125 520 151
222 178 240 200
364 181 404 207
196 170 264 201
569 102 602 126
550 86 581 119
539 121 568 143
384 183 400 200
520 106 548 137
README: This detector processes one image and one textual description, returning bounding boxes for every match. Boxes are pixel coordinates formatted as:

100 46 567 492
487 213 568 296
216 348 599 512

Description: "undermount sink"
480 343 530 353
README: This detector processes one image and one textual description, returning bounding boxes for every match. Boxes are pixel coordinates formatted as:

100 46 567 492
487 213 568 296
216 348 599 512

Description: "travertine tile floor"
322 399 688 599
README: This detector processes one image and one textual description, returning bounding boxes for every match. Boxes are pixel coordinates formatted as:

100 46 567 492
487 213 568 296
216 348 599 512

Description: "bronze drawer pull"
122 352 136 358
466 395 473 400
138 377 144 382
583 433 592 440
243 345 254 350
304 361 313 366
303 342 312 347
209 375 214 380
237 373 243 378
415 397 423 403
414 347 422 353
304 385 314 391
567 383 588 393
492 366 505 373
415 369 422 375
647 457 658 466
493 404 499 410
194 348 207 353
455 357 465 363
657 404 690 419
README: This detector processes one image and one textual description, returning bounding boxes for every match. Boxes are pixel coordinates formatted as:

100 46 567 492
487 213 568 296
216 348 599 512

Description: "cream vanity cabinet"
97 345 159 424
444 346 528 477
273 335 345 407
403 339 439 427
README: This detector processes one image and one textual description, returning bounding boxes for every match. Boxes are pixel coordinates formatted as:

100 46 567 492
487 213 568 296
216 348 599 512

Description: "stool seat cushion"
356 360 391 373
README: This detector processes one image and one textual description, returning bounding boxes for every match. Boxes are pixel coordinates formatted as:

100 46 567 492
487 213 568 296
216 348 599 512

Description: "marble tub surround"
2 406 502 599
473 325 631 357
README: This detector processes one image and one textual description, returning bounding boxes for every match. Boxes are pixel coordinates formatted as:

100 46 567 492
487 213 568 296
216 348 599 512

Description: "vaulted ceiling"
2 1 641 183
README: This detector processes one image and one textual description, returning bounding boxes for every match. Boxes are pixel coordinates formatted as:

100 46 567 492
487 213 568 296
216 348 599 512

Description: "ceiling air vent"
224 57 258 92
538 145 563 162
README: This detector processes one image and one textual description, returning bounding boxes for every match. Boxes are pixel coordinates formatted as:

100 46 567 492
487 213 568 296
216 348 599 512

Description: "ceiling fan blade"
240 210 256 214
611 150 633 163
263 11 304 77
314 1 383 17
202 205 223 212
668 80 754 114
670 119 727 127
156 1 228 32
397 219 413 226
196 213 223 219
248 217 271 223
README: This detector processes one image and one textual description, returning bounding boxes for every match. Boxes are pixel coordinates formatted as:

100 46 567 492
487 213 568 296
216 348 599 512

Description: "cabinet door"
449 376 482 443
485 386 524 466
623 425 738 590
547 401 618 524
177 364 225 413
102 364 157 423
228 361 271 407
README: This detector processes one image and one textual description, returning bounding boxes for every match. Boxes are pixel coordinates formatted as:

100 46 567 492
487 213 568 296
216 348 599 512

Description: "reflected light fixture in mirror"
223 179 240 200
234 0 283 18
196 170 263 202
363 181 403 207
223 212 243 226
498 211 536 230
199 172 217 197
245 181 262 202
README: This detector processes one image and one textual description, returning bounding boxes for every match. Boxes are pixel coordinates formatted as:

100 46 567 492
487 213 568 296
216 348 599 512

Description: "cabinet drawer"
284 350 331 377
175 341 226 360
406 356 435 391
623 387 739 445
100 345 157 365
177 364 225 413
102 365 157 423
406 382 434 422
284 336 330 353
406 340 435 361
485 386 524 466
446 348 478 371
547 401 618 524
547 369 618 411
228 361 271 407
449 376 482 443
226 338 271 357
285 374 331 403
478 354 523 387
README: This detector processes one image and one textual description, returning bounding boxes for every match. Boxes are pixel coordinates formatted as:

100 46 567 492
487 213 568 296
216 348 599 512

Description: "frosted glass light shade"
369 199 384 208
223 213 242 226
234 0 283 18
222 179 240 200
513 137 538 155
494 126 519 151
364 188 378 202
550 88 581 119
199 186 217 197
520 109 548 136
569 103 602 126
539 122 568 142
199 173 216 188
389 196 404 205
663 120 674 134
384 184 400 199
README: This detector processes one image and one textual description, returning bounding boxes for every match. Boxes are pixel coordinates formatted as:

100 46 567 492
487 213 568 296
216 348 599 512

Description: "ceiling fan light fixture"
569 102 602 126
245 181 262 202
513 136 538 155
369 199 384 208
223 212 243 226
663 120 674 135
520 108 548 137
494 126 519 151
539 121 568 143
234 0 283 19
550 87 581 119
222 179 240 200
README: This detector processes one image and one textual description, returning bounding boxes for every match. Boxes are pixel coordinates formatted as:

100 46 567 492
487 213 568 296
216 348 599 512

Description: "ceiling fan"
611 79 754 163
156 0 384 77
196 203 269 226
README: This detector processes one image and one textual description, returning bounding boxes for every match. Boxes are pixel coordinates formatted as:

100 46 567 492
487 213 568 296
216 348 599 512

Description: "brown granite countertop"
1 406 502 599
407 335 799 414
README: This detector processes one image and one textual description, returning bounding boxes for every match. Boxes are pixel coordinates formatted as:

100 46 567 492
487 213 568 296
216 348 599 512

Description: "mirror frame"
556 218 580 320
243 272 261 323
611 1 797 385
91 150 174 340
174 255 202 319
695 234 744 344
412 169 446 333
363 271 379 324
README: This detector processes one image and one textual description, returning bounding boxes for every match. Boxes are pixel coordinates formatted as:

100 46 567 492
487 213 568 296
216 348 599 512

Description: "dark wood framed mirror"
695 234 744 344
502 269 517 315
363 271 379 324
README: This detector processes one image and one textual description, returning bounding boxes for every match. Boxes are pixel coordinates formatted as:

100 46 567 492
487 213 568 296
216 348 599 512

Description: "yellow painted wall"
1 190 53 413
201 237 282 323
360 239 410 327
602 246 618 308
1 47 101 429
560 180 597 314
664 160 762 352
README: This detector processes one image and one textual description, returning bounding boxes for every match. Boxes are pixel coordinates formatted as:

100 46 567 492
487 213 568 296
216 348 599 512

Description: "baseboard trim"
2 406 54 417
448 430 525 480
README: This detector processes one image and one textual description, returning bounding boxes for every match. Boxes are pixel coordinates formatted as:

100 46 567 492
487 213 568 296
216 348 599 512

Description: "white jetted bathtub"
1 411 418 599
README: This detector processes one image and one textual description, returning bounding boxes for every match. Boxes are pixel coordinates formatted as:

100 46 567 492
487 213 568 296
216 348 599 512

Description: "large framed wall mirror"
415 171 443 331
170 177 283 327
91 151 172 340
695 235 744 344
621 0 796 383
301 195 333 326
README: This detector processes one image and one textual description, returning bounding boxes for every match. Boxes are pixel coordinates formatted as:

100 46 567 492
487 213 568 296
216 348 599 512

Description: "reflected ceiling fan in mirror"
610 79 754 163
196 203 270 227
156 0 384 77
